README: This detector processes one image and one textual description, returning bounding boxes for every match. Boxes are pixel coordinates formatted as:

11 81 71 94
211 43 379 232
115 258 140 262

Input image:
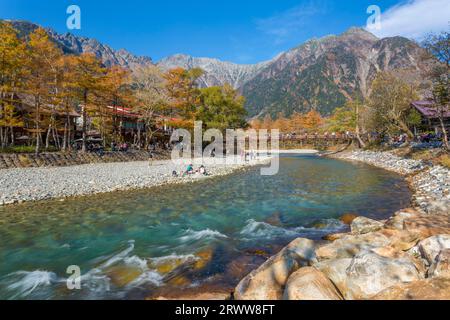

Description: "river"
0 154 411 299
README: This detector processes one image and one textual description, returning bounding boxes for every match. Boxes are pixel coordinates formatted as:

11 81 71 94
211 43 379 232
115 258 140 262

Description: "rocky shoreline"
0 157 271 206
234 150 450 300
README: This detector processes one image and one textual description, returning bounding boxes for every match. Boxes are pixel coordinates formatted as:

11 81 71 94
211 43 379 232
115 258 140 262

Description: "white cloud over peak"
367 0 450 39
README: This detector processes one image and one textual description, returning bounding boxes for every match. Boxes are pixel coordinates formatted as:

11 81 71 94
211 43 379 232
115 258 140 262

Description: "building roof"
105 106 140 118
411 100 450 119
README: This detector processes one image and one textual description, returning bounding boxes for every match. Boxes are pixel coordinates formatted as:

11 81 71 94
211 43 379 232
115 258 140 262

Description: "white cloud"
255 0 328 44
367 0 450 39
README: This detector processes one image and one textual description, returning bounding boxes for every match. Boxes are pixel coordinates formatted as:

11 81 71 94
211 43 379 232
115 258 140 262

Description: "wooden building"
410 100 450 135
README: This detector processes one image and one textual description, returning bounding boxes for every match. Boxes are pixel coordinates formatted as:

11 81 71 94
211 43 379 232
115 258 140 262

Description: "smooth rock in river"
342 251 422 300
283 267 343 300
351 217 384 235
428 249 450 279
234 238 315 300
371 278 450 300
418 234 450 265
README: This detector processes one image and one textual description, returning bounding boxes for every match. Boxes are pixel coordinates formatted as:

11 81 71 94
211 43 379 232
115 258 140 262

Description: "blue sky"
1 0 449 64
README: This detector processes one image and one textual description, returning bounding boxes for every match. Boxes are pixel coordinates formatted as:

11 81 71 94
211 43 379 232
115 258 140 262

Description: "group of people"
172 164 208 177
111 142 129 152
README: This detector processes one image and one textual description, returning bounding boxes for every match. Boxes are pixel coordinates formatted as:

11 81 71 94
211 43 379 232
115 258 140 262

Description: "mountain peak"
343 27 379 40
4 19 153 69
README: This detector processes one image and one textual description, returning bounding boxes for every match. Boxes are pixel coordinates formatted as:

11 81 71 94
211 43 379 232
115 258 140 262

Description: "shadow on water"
0 155 411 299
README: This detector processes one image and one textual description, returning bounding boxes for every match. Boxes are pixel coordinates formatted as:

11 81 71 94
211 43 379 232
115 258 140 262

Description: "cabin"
12 94 80 146
410 100 450 135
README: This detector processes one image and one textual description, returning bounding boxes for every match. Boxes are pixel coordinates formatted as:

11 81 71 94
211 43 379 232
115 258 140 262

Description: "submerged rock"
340 213 359 225
283 267 343 300
105 265 143 287
234 238 316 300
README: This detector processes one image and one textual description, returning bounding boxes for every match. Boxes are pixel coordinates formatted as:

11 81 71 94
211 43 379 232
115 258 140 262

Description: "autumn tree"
432 78 450 149
326 101 357 133
272 112 290 133
132 65 169 148
71 53 106 152
101 65 132 144
197 84 247 131
290 112 305 133
262 114 273 130
423 31 450 150
302 110 323 132
26 27 63 154
164 67 204 123
366 72 419 142
0 22 27 148
249 118 262 130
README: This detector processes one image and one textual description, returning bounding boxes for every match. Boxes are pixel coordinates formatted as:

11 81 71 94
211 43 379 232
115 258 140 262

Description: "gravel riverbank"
0 156 271 206
332 150 450 214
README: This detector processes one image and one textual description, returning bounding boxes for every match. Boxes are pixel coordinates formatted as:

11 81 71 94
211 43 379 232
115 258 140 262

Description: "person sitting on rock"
186 164 194 175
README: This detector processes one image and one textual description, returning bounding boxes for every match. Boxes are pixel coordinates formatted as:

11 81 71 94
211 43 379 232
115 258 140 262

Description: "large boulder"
351 217 384 235
371 278 450 300
283 267 343 300
403 215 450 239
234 238 316 300
418 235 450 265
384 208 420 231
315 232 390 261
315 258 353 296
342 251 422 299
429 249 450 279
377 229 422 252
316 251 421 300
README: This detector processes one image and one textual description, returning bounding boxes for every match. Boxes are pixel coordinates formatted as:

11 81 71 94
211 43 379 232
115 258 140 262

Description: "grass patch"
437 153 450 169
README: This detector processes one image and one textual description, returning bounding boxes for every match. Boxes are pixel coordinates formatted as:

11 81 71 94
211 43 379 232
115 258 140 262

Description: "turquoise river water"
0 155 411 299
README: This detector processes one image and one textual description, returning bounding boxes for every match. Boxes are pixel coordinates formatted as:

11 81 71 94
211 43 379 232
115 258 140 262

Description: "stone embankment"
234 150 450 300
0 150 168 170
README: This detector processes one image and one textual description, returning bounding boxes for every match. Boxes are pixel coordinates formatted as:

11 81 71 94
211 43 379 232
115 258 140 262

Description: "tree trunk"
10 126 14 146
45 125 51 149
62 121 68 151
0 127 4 149
82 90 88 153
355 103 366 148
439 117 449 150
35 100 41 155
